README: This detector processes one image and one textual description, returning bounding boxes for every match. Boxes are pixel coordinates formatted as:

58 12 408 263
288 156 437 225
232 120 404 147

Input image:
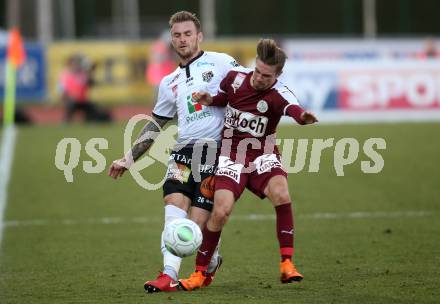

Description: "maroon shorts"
215 153 287 200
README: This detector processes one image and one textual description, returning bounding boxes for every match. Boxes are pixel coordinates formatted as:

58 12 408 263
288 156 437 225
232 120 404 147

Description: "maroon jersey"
212 68 304 158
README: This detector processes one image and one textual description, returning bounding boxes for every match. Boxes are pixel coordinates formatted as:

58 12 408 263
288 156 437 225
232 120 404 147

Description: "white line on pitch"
2 210 433 228
0 126 17 247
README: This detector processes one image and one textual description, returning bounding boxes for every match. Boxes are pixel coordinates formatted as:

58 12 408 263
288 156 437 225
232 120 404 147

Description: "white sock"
161 205 187 281
207 238 221 273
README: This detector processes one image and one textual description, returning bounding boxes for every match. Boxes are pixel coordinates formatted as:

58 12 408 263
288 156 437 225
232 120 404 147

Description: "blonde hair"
169 11 201 32
256 38 287 73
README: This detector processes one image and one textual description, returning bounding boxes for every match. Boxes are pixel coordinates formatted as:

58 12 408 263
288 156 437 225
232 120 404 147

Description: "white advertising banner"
280 39 440 122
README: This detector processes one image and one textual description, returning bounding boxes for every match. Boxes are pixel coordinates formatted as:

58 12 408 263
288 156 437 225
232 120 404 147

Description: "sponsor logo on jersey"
171 85 178 98
167 72 181 86
170 153 192 165
186 110 213 123
198 164 216 173
196 61 215 67
254 154 283 174
187 95 203 114
231 73 246 93
166 163 191 183
202 71 214 83
257 100 268 113
216 156 243 183
186 76 194 86
224 105 268 137
230 60 240 67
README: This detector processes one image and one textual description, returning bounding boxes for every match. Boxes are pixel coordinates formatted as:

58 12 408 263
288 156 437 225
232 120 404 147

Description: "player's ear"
197 31 203 44
276 70 283 78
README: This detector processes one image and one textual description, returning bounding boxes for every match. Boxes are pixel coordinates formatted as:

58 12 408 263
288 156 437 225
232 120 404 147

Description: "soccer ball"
163 218 203 257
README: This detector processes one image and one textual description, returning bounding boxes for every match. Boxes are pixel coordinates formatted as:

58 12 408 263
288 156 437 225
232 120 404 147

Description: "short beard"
177 51 191 60
177 46 198 61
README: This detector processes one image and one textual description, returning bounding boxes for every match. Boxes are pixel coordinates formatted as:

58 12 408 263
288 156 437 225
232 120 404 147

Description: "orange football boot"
280 259 304 283
179 271 206 291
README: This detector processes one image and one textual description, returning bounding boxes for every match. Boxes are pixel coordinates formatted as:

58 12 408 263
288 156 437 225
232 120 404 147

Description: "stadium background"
0 1 439 303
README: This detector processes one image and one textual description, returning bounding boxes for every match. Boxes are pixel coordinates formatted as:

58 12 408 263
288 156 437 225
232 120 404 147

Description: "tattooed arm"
108 115 170 179
129 116 169 162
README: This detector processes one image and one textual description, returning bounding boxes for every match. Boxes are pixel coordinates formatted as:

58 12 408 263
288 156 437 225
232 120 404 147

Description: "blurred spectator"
59 54 111 122
418 38 440 59
145 30 177 92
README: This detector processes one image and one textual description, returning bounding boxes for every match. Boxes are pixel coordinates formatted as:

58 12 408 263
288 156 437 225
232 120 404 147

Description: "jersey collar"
179 50 204 78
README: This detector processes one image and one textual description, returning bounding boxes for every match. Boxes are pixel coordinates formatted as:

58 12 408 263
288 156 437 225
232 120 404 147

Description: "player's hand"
301 111 318 124
108 158 128 179
192 92 213 105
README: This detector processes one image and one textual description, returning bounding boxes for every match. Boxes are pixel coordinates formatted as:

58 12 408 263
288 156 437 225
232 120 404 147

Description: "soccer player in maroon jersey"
179 39 317 291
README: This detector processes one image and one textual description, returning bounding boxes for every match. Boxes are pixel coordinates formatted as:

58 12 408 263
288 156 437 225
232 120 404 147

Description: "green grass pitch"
0 122 439 303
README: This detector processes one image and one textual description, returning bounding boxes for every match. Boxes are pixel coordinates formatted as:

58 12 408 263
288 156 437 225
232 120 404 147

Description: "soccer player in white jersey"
108 11 239 293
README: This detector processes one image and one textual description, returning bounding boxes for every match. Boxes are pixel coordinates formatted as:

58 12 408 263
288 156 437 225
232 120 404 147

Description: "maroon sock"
195 227 222 272
275 203 294 261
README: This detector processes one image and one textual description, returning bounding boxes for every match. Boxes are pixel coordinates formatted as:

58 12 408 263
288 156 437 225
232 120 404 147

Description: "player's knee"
164 194 190 211
210 192 234 225
190 216 206 229
270 187 291 205
279 189 291 203
211 206 231 226
212 208 227 222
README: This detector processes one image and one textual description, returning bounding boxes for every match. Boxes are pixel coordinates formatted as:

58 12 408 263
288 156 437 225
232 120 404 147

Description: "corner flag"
3 28 26 126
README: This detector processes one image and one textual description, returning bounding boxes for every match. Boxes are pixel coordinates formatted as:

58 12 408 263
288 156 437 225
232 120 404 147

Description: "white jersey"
153 51 240 144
